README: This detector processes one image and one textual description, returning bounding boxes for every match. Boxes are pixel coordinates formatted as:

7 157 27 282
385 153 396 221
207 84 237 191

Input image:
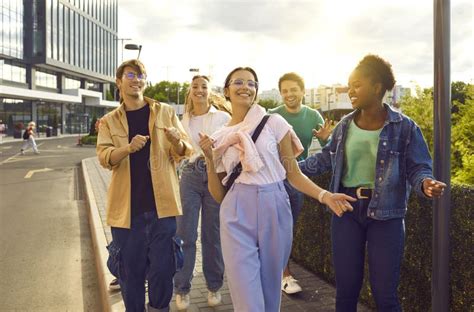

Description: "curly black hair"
355 54 396 97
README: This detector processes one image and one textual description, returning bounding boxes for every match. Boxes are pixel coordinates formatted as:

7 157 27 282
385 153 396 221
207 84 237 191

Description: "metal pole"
432 0 451 311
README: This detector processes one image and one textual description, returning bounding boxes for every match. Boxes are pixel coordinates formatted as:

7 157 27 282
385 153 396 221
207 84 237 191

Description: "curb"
81 159 113 312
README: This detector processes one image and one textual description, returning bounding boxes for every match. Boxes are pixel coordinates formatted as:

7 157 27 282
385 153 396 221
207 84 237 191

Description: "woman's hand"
198 132 215 160
422 178 446 198
321 191 356 217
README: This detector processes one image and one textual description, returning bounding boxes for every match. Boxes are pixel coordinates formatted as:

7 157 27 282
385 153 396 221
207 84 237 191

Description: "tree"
258 99 280 110
400 82 473 185
451 84 474 184
399 87 434 153
144 81 190 104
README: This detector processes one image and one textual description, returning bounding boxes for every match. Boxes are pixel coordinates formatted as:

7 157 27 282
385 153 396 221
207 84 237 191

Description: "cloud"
118 0 473 88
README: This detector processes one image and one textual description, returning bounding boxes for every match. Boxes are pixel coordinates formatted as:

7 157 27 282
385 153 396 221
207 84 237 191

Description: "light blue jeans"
174 159 224 295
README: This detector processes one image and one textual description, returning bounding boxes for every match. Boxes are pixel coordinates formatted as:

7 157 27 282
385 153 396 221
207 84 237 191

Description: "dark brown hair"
223 67 259 101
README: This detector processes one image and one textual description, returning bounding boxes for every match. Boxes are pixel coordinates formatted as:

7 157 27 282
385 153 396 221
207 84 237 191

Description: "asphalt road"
0 137 101 311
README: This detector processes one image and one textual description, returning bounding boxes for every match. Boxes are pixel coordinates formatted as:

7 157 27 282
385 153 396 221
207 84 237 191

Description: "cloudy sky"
118 0 473 91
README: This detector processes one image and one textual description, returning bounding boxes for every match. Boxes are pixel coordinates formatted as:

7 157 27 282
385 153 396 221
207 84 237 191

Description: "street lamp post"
124 44 142 60
189 68 200 77
114 38 131 62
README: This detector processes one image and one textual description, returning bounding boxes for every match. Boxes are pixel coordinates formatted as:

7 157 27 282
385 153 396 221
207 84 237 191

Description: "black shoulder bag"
224 114 271 192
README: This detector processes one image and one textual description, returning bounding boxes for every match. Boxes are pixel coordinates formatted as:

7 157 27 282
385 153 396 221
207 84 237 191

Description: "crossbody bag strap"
224 114 271 191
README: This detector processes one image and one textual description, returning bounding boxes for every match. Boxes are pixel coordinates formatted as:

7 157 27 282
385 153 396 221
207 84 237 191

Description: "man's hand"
312 118 333 142
163 127 181 147
128 135 149 153
423 178 446 198
198 132 214 160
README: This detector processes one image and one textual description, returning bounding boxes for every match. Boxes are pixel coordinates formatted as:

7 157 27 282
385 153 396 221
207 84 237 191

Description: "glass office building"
0 0 118 138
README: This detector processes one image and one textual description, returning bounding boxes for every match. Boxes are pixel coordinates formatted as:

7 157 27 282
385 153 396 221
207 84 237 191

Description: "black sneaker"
109 278 120 291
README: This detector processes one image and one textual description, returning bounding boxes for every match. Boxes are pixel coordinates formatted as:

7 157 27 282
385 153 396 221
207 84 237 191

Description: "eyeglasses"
229 79 258 89
123 72 146 81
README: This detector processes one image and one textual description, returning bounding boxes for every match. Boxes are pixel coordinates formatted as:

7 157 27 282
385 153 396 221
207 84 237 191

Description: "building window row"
63 0 117 33
36 70 57 88
0 0 24 59
0 59 26 83
46 0 117 78
64 77 81 89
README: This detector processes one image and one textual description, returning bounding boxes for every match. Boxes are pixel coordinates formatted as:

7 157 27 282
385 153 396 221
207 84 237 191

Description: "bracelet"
318 190 328 203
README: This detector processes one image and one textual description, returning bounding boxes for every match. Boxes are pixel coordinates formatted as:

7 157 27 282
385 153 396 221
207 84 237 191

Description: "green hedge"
81 135 97 145
292 173 473 311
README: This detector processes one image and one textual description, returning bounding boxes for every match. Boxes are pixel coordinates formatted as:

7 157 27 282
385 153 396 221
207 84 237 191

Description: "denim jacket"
299 104 434 220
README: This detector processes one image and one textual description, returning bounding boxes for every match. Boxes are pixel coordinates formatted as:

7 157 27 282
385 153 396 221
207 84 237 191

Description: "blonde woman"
20 121 39 155
174 75 231 309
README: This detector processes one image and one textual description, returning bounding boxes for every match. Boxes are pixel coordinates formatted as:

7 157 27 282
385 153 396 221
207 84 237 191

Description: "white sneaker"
108 278 120 291
207 290 222 307
175 294 190 310
281 275 302 294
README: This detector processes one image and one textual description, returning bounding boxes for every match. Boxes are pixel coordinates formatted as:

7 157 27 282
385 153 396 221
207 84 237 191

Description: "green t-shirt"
269 105 325 160
342 120 382 188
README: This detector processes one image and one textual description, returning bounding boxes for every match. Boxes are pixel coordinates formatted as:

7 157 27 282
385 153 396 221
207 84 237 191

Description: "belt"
355 187 373 199
342 186 373 200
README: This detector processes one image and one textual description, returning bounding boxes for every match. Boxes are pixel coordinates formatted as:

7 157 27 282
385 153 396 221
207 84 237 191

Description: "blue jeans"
283 179 304 228
174 159 224 295
332 187 405 312
110 211 176 312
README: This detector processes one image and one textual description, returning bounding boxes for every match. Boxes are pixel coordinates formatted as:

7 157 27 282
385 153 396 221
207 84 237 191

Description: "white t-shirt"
181 107 231 163
188 114 207 147
213 114 297 185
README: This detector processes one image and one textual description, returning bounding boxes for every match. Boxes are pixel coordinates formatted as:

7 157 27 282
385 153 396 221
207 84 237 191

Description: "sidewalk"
82 157 372 312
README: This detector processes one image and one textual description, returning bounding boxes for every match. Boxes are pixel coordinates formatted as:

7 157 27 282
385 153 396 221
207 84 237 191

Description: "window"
36 71 57 88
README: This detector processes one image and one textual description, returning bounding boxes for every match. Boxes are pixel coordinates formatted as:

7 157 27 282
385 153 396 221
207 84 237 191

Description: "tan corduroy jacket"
96 97 193 228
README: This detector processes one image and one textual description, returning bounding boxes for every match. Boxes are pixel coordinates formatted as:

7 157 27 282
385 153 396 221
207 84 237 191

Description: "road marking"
24 168 53 179
3 155 64 164
0 143 46 165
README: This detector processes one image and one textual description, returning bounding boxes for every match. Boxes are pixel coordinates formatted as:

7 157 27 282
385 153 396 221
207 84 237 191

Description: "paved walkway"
82 157 372 311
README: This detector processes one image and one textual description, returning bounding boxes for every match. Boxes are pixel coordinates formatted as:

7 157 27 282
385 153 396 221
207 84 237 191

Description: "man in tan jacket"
97 59 192 312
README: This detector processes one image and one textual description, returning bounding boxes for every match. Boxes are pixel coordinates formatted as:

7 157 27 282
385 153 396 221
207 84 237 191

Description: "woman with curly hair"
300 54 446 311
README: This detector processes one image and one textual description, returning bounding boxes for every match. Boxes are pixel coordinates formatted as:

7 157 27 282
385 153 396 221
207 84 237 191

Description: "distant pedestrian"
173 75 230 310
199 66 355 312
20 121 40 155
97 59 193 312
299 54 447 311
269 72 332 295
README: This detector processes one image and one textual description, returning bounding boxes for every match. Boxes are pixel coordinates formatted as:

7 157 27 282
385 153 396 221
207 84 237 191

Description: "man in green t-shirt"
269 72 332 294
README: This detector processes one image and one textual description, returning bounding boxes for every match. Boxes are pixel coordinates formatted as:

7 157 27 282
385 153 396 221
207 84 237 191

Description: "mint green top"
342 120 382 188
269 105 325 160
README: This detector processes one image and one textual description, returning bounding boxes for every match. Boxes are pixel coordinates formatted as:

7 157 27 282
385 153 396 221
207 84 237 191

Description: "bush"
81 135 97 145
292 174 473 311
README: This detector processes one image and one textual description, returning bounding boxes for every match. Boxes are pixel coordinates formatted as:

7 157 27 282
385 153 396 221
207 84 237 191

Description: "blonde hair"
209 93 232 116
28 121 36 128
184 75 210 116
185 75 233 116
